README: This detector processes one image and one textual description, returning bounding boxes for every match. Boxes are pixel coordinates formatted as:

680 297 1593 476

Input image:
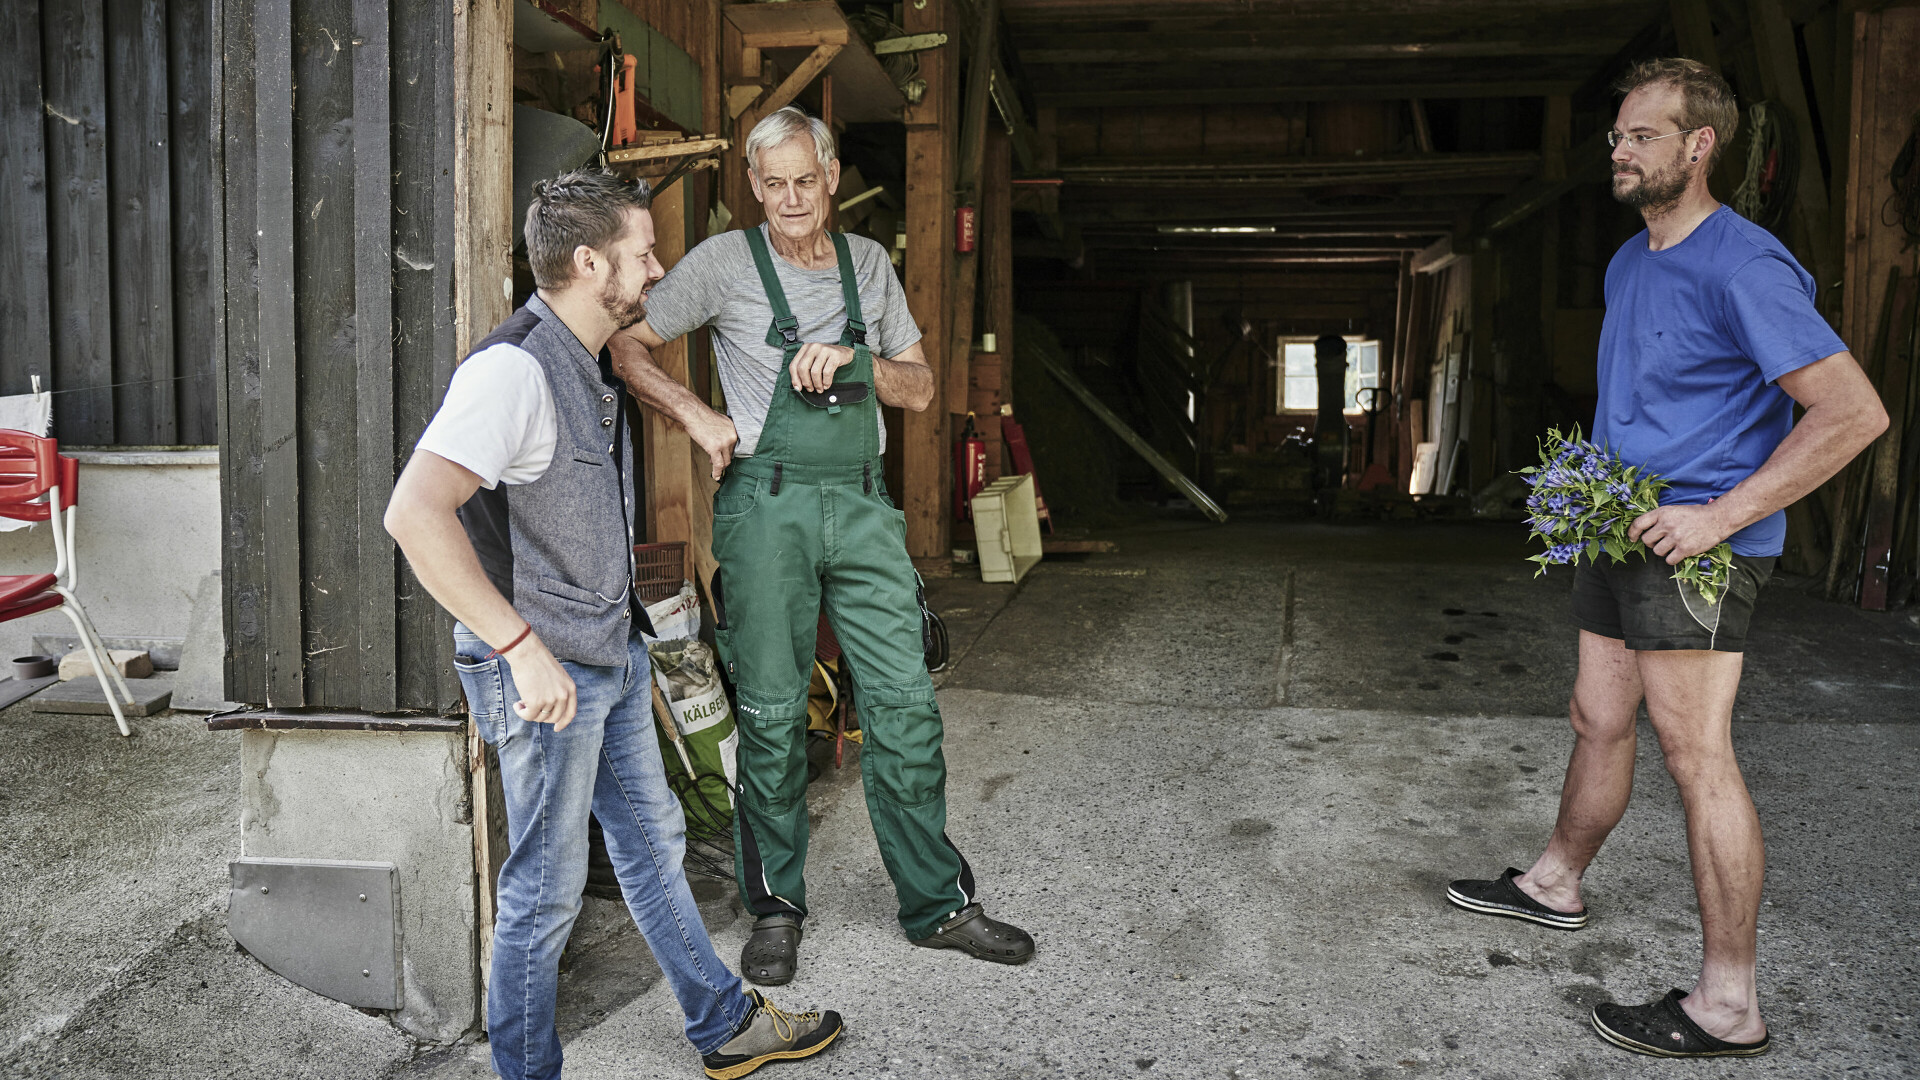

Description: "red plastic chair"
0 430 136 735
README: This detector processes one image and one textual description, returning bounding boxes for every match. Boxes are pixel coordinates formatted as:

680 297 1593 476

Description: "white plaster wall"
0 450 221 664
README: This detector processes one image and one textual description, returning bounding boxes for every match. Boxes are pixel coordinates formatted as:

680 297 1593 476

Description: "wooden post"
901 0 953 562
977 129 1014 479
454 0 513 358
644 181 695 547
1842 5 1920 608
1466 241 1497 494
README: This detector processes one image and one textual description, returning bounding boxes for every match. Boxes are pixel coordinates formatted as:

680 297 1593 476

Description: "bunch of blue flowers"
1521 426 1735 605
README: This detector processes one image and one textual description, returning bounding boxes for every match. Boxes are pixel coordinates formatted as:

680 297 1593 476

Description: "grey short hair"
524 169 652 289
744 106 836 175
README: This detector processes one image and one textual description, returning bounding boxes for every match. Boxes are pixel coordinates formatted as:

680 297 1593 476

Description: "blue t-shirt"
1593 205 1846 557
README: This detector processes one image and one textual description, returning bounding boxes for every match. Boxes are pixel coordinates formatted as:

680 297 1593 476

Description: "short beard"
1611 158 1690 215
597 256 649 329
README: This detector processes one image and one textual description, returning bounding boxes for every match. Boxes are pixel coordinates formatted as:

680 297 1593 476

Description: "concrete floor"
4 520 1916 1079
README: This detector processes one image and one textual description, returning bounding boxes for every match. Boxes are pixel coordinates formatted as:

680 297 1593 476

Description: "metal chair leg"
58 604 130 737
63 594 137 705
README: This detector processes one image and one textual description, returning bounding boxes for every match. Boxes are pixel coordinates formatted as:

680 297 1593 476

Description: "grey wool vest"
457 295 650 666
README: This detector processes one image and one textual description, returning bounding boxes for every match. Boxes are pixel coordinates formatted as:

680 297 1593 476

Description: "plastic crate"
970 475 1043 584
633 541 688 605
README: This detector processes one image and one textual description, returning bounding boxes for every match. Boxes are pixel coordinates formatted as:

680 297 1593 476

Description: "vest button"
601 417 613 428
607 443 614 453
602 394 615 404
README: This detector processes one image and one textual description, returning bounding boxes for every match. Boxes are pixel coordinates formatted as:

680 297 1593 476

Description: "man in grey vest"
385 170 842 1080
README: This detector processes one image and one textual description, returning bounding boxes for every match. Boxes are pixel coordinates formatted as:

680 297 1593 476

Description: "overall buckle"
845 319 867 346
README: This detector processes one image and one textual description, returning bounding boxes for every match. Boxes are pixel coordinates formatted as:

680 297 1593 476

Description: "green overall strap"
743 226 801 361
830 232 870 359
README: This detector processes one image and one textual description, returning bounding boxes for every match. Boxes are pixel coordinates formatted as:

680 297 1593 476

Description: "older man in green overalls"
611 106 1033 986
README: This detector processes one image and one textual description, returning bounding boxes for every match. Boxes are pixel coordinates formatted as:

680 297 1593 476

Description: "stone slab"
30 677 172 715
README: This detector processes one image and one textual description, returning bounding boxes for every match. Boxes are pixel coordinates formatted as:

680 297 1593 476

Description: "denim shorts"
1571 553 1775 653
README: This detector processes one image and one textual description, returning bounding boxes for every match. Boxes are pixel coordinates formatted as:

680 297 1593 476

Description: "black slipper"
741 914 802 987
1592 989 1771 1058
1445 867 1589 930
911 904 1034 964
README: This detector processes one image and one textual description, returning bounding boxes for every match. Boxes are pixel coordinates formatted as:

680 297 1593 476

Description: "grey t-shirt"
645 223 921 457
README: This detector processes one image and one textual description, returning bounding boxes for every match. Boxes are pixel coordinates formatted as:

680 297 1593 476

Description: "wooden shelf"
725 2 906 124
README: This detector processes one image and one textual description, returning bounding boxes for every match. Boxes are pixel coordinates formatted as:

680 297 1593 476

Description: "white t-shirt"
416 343 557 488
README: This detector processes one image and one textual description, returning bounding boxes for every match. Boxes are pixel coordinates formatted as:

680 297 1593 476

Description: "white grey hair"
743 106 836 175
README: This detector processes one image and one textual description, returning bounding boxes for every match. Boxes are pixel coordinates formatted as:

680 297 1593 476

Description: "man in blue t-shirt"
1447 59 1887 1059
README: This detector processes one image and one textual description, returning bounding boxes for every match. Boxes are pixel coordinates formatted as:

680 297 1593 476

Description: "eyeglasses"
1606 127 1698 149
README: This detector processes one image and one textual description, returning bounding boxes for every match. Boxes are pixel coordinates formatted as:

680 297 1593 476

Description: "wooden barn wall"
218 0 459 711
0 0 218 447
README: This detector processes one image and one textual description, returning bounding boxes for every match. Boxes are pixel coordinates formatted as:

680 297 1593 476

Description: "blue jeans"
454 627 751 1080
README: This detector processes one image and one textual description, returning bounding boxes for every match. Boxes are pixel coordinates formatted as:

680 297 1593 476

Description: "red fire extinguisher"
954 411 986 521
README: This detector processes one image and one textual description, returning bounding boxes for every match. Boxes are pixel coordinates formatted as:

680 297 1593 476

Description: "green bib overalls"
712 228 976 940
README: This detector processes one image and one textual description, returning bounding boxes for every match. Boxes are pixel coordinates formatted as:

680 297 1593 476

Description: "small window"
1344 341 1381 414
1281 342 1319 411
1276 338 1382 413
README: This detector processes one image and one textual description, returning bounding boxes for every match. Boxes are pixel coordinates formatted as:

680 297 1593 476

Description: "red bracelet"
485 623 533 660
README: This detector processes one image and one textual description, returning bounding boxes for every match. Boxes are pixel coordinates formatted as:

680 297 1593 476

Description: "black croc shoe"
1446 867 1589 930
741 914 802 987
911 904 1034 964
1592 989 1771 1058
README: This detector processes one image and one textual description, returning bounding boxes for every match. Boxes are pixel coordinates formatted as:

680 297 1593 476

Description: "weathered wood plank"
170 0 220 444
220 0 267 702
0 2 53 396
355 0 397 711
901 0 953 561
254 0 304 706
392 0 460 711
107 0 178 444
291 0 360 705
42 0 116 443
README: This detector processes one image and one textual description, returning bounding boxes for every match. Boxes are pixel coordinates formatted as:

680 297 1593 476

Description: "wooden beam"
1476 130 1610 236
1019 40 1624 64
607 136 731 164
1670 0 1723 70
1408 98 1435 154
875 32 948 56
737 43 840 137
1036 82 1583 108
901 0 952 561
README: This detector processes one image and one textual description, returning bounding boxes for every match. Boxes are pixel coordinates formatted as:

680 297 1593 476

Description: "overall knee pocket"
858 684 945 808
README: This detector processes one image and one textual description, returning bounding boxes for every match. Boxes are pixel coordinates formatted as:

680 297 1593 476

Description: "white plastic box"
970 474 1043 584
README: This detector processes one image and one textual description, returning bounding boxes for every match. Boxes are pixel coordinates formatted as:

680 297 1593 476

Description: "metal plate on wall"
229 858 401 1010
